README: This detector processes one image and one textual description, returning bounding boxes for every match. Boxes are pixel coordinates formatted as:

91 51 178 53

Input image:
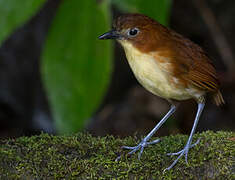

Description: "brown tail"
213 90 225 106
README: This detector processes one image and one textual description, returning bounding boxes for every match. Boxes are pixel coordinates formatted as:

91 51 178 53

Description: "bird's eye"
128 28 139 37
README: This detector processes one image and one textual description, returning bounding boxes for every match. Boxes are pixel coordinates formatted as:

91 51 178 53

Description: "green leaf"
41 0 112 134
112 0 172 25
0 0 46 45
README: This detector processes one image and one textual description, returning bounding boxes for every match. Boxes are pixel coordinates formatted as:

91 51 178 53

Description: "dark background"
0 0 234 138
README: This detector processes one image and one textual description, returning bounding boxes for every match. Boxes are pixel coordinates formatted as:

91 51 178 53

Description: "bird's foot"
115 138 160 161
164 138 200 172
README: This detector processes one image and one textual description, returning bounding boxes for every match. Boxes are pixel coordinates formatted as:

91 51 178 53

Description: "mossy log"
0 131 234 179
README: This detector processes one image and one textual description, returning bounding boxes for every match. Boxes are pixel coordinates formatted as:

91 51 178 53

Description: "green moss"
0 131 234 179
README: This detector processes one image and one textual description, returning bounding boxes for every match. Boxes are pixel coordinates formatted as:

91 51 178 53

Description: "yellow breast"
119 41 195 101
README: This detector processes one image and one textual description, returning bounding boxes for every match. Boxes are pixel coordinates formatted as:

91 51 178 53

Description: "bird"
98 13 224 171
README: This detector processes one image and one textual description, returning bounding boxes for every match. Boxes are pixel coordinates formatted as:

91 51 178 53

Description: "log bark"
0 131 234 179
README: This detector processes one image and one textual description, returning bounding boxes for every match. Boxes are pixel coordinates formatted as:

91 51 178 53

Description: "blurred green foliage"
0 0 46 45
0 0 171 134
112 0 172 25
41 0 112 133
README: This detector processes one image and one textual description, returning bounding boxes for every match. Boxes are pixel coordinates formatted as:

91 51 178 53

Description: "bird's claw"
164 138 201 171
116 139 160 161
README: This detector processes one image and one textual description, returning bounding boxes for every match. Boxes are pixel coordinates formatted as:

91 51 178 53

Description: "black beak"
98 29 122 40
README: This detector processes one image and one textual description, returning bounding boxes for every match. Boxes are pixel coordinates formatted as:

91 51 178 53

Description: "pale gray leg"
115 105 177 161
164 102 205 172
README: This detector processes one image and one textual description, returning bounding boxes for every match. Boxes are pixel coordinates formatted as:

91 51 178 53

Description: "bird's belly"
126 52 191 100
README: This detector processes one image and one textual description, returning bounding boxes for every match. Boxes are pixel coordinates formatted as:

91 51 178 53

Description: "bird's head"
99 13 165 53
